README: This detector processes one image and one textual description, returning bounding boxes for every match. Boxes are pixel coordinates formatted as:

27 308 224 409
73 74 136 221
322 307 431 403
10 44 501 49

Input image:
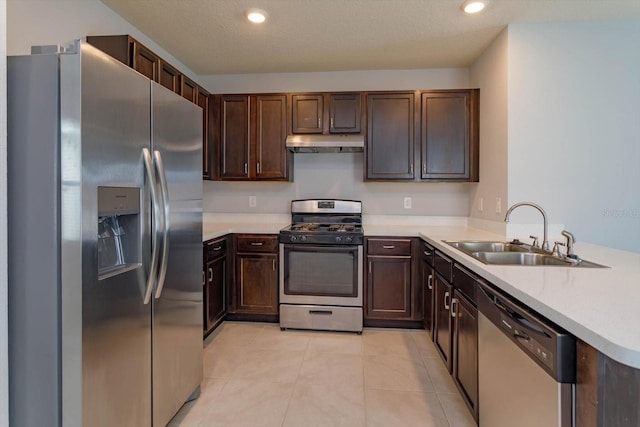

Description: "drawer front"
236 234 278 253
204 238 227 262
452 263 477 305
367 238 412 256
434 250 453 283
421 240 435 266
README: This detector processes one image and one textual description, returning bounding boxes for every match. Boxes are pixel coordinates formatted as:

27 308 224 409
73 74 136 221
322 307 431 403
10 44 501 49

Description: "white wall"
7 0 198 80
507 22 640 252
1 0 8 424
469 29 509 224
203 68 474 217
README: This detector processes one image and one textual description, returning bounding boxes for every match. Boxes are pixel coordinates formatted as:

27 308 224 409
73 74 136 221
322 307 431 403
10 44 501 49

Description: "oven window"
284 245 358 297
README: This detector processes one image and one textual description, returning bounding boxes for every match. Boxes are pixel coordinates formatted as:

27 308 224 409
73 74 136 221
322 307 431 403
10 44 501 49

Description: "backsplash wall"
203 153 472 216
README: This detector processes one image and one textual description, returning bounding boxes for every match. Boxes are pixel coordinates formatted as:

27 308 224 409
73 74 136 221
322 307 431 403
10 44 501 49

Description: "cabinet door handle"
423 164 427 175
368 261 372 274
317 117 321 128
427 274 433 290
444 291 450 310
257 162 261 174
202 271 205 286
244 162 248 175
410 164 414 175
382 245 396 249
250 242 264 246
272 259 276 271
330 117 334 129
450 297 457 318
208 267 213 282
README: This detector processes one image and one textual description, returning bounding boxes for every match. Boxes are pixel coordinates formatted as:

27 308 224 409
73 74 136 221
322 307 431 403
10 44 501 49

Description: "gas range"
279 199 364 245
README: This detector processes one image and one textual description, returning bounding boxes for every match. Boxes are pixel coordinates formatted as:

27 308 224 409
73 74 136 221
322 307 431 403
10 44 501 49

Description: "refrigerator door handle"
143 148 160 305
153 149 171 299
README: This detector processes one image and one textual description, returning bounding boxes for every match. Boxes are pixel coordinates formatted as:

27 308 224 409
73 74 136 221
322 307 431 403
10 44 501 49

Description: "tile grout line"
279 331 311 427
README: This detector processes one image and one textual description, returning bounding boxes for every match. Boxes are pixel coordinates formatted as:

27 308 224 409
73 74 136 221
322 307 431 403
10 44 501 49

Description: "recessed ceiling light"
246 9 267 23
462 0 486 14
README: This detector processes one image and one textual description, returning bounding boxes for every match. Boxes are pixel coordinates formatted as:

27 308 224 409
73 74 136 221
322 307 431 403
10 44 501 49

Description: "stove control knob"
345 236 353 243
300 235 307 242
335 236 342 243
290 235 297 242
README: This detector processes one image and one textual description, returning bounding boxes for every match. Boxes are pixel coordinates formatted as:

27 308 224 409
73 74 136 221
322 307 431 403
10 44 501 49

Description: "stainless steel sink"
472 251 572 266
443 240 608 268
446 241 530 253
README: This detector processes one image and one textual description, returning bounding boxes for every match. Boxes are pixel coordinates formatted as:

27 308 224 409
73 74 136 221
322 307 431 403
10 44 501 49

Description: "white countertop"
203 213 640 368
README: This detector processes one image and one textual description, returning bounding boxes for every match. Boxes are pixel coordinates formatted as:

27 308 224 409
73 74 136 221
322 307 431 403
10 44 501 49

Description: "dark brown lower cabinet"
452 290 478 421
434 273 453 372
234 234 279 316
366 256 412 319
422 259 435 336
203 237 228 337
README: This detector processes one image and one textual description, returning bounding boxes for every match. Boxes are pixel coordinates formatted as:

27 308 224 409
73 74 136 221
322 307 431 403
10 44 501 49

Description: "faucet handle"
551 241 566 257
529 235 539 248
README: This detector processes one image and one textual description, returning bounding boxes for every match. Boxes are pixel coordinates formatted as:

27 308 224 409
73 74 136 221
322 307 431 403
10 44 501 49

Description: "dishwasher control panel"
499 313 554 371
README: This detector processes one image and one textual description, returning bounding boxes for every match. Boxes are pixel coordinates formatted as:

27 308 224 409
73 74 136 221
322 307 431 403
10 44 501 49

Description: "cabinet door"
434 274 453 372
292 94 323 133
236 254 278 314
220 95 250 179
366 92 416 180
206 256 226 329
253 95 288 180
181 76 198 103
158 59 181 94
197 88 211 179
423 260 435 335
132 42 158 81
421 91 474 181
453 292 478 421
366 256 411 319
329 93 361 133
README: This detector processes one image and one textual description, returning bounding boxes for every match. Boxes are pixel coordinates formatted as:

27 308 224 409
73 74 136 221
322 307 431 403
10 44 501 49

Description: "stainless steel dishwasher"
477 281 576 427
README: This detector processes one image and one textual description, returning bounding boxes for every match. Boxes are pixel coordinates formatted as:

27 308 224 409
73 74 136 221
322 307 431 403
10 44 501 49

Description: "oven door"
279 243 363 306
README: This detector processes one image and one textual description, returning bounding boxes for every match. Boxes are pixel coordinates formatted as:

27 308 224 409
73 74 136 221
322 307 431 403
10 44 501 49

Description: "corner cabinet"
421 90 479 181
365 89 479 182
219 94 290 181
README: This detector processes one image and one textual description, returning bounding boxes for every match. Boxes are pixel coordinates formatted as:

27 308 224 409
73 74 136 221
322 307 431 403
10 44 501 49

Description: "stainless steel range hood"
286 134 364 153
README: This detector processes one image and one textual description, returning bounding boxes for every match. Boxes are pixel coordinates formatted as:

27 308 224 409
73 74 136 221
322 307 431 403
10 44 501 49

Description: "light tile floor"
168 322 476 427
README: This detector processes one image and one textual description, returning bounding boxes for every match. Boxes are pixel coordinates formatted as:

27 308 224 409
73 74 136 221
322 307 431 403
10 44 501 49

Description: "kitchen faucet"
504 202 550 252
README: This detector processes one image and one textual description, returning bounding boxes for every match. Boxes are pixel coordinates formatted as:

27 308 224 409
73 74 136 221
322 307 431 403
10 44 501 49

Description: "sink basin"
443 240 608 268
472 252 572 266
446 241 530 253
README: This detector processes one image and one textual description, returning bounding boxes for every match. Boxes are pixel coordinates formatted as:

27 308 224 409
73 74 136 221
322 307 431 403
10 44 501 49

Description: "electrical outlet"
479 197 484 212
249 196 256 208
403 197 412 209
495 197 502 214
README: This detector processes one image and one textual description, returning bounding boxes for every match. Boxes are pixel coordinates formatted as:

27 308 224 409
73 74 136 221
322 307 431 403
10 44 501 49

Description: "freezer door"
61 43 153 427
151 82 203 426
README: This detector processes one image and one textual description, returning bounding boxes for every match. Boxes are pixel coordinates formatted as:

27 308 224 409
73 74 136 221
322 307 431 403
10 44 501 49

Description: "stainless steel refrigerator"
8 41 203 426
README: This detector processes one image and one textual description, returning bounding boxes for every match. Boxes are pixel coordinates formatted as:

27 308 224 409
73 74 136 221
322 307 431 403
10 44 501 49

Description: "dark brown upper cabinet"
291 93 362 134
158 59 181 94
421 90 479 181
292 94 323 133
87 34 214 181
219 94 290 181
365 89 479 182
366 92 417 180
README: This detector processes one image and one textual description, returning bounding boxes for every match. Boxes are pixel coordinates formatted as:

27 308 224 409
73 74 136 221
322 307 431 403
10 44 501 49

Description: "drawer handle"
427 274 433 290
309 310 333 316
213 246 223 251
444 291 450 310
382 245 396 249
250 242 264 246
423 251 432 257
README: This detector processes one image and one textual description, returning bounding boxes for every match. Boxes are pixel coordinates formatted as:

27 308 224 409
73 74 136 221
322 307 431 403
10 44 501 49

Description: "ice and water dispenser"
97 186 141 279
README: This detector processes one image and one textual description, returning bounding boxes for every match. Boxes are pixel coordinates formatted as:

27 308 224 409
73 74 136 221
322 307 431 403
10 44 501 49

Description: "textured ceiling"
99 0 640 75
